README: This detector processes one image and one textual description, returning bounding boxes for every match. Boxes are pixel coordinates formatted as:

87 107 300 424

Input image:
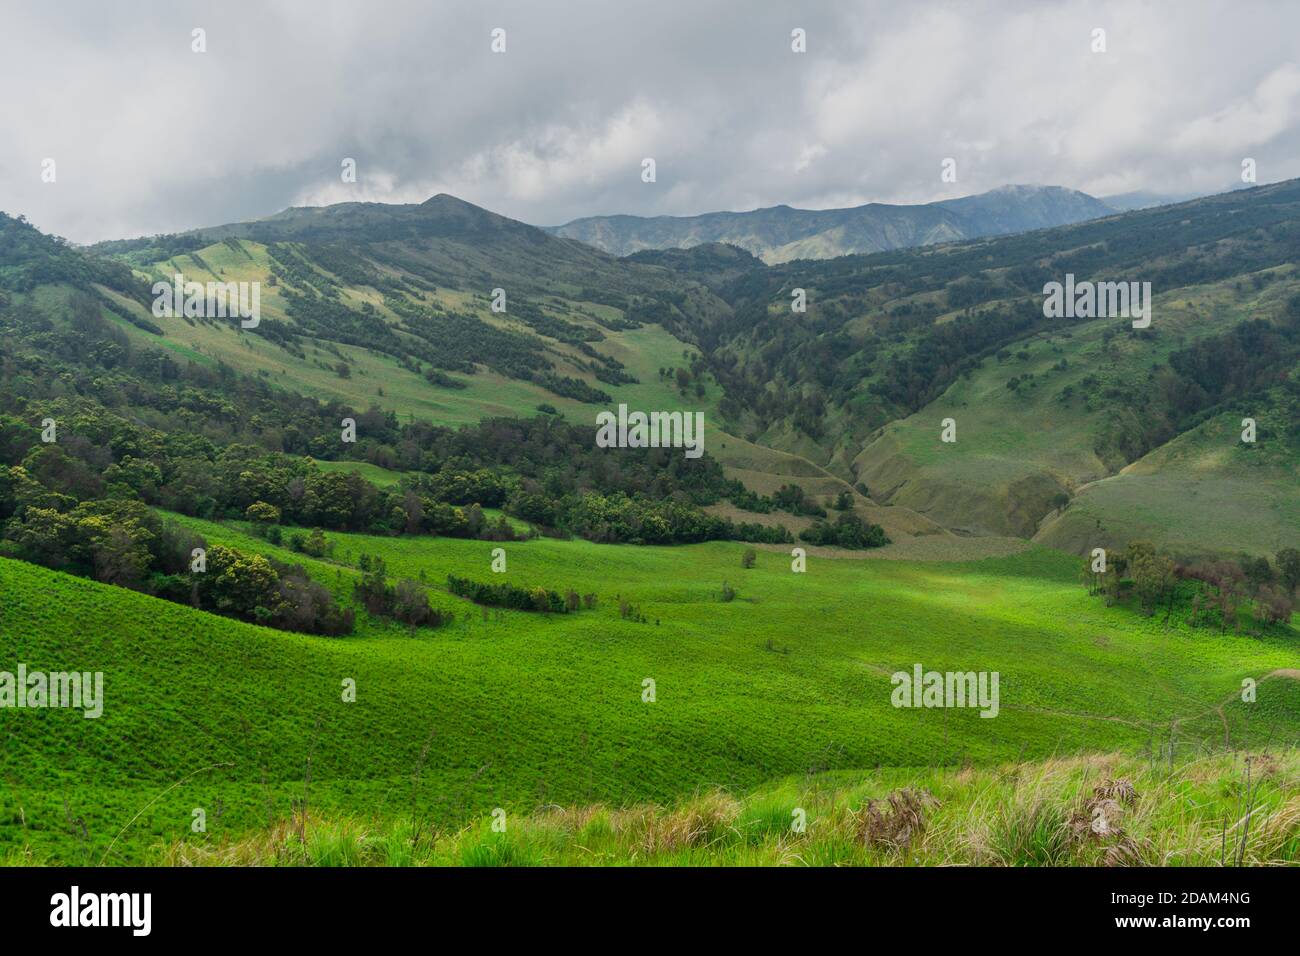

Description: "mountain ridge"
547 184 1117 263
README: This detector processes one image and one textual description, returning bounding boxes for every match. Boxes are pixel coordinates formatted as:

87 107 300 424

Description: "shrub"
355 558 445 629
302 528 329 558
801 513 890 549
447 575 568 613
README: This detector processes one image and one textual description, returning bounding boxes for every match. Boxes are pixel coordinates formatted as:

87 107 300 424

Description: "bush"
392 578 442 627
447 575 569 613
355 558 445 629
774 484 826 518
302 528 330 557
801 513 890 549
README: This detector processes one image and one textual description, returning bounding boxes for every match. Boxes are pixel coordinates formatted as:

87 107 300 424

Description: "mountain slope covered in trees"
637 179 1300 556
5 178 1299 558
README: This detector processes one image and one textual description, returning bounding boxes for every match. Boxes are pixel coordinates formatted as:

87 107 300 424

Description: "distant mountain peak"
420 192 477 210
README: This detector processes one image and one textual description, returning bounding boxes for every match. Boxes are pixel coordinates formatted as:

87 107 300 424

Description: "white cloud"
0 0 1297 242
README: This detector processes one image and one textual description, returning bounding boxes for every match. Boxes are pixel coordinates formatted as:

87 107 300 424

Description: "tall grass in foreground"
157 751 1300 867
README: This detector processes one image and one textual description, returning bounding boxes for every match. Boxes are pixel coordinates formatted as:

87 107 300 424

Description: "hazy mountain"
1101 182 1252 212
547 185 1116 263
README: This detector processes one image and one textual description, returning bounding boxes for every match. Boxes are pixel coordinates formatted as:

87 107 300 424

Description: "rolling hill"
35 196 945 544
8 176 1300 559
4 524 1296 864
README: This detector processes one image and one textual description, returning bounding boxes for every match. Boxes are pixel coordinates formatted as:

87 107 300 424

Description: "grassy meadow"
161 751 1300 867
1036 408 1300 558
2 517 1297 865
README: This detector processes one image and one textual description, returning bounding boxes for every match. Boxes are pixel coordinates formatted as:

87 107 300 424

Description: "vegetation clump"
801 512 890 549
1082 541 1297 631
447 574 571 613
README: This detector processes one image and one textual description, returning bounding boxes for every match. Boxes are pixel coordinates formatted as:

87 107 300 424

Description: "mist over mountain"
547 185 1116 263
1101 182 1250 212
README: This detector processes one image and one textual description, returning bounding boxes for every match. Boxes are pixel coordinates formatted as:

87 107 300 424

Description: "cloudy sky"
2 0 1298 243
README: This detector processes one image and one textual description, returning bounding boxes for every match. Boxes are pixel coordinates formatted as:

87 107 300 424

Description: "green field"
3 521 1296 865
8 143 1300 876
312 459 409 488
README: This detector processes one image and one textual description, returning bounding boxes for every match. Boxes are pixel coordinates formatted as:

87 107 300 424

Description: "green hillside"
851 268 1300 550
66 180 1300 559
4 183 1300 872
3 525 1297 864
80 205 921 532
1035 408 1300 558
634 180 1300 557
95 233 726 428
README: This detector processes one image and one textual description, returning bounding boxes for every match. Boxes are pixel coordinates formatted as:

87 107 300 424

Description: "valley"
1 174 1297 870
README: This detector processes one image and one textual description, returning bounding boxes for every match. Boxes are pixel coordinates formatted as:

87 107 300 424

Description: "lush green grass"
157 751 1300 866
2 518 1297 864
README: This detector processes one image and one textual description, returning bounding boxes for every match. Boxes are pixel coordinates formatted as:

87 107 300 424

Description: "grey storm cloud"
2 0 1299 243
